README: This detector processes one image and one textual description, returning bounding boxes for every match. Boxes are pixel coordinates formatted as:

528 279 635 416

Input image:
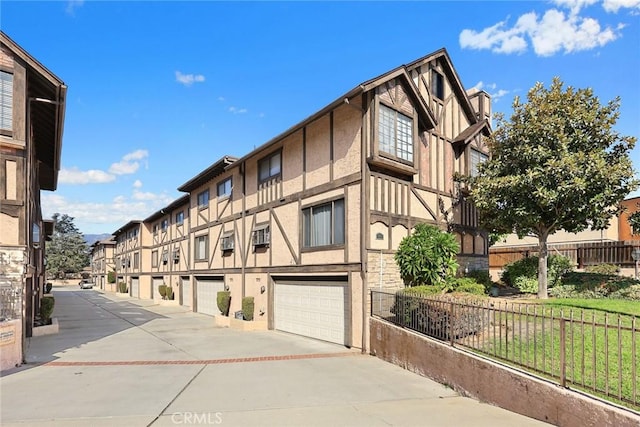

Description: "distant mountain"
84 233 112 246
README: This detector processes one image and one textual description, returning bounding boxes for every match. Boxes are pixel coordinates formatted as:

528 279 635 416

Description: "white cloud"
471 81 511 102
460 6 621 56
59 167 115 184
552 0 599 14
42 191 175 234
175 71 205 86
133 180 143 189
65 0 84 16
109 149 149 175
228 106 248 114
217 96 225 102
132 190 166 201
603 0 640 12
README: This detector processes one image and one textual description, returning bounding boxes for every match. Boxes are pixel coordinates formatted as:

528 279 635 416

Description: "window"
302 199 345 248
151 251 158 268
197 190 209 209
432 70 444 100
470 149 488 177
252 224 270 247
162 251 168 265
0 71 13 132
217 177 232 198
173 249 180 263
161 219 169 232
175 211 184 225
258 151 281 182
133 252 139 269
379 104 413 162
221 231 234 252
153 224 158 235
195 235 209 260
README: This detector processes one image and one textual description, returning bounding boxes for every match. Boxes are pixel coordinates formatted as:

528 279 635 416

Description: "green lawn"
524 298 640 317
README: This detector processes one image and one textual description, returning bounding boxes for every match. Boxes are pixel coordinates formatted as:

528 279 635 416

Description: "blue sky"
3 0 640 234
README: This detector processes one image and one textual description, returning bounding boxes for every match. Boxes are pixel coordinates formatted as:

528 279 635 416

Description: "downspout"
241 161 246 299
360 94 368 354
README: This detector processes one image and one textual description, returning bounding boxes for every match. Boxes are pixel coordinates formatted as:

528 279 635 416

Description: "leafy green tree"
628 209 640 235
394 223 459 287
46 213 90 278
468 78 638 298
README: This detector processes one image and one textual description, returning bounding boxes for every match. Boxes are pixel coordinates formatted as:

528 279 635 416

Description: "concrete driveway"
0 287 548 426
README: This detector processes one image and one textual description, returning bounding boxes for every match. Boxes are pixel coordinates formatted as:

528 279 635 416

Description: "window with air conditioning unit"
162 252 168 265
173 249 180 263
252 224 270 247
221 231 234 252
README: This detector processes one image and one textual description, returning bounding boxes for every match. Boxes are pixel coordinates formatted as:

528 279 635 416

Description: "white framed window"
217 177 232 198
0 71 13 133
302 198 345 248
162 251 168 265
252 224 270 247
173 249 180 263
153 224 158 236
379 104 413 163
161 219 169 232
470 149 488 177
175 211 184 225
195 235 209 260
258 150 281 183
197 190 209 209
221 231 234 252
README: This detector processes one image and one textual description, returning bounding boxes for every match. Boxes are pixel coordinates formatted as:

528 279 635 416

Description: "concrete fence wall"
369 318 640 427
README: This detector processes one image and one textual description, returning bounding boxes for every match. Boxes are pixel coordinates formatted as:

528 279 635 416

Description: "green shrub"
166 286 174 300
513 276 539 293
40 296 55 323
464 270 494 292
585 264 620 275
242 296 255 321
217 291 231 316
107 271 116 284
550 272 640 300
450 278 486 295
501 255 573 289
158 284 167 299
117 281 127 293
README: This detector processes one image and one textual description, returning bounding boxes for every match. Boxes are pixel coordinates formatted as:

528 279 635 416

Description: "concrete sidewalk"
0 287 549 426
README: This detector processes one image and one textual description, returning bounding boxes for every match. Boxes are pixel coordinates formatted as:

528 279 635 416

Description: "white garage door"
196 277 224 316
152 277 164 300
274 281 349 346
131 277 140 299
181 276 191 308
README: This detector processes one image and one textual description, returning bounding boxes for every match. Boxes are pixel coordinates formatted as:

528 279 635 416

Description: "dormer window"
379 104 413 163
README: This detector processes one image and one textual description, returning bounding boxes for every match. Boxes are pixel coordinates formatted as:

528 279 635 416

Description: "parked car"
79 279 94 289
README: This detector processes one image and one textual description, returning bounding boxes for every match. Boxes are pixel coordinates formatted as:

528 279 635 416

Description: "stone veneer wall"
457 255 489 272
367 251 404 291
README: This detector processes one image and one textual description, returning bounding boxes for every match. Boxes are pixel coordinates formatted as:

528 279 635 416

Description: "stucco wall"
0 319 22 371
370 318 639 427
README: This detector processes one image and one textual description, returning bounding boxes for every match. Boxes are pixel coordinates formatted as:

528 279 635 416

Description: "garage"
131 277 140 299
181 276 191 308
274 278 350 346
195 276 224 316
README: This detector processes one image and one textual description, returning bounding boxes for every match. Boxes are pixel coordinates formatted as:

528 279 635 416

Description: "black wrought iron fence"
371 290 640 411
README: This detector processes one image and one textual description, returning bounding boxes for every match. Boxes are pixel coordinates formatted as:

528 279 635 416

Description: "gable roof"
404 48 478 125
229 48 478 168
452 119 492 148
112 220 142 237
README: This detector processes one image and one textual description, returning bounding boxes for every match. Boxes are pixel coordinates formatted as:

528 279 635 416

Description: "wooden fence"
489 240 640 269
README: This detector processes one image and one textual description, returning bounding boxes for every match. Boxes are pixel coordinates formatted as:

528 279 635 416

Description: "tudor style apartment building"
0 32 66 370
94 48 490 351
